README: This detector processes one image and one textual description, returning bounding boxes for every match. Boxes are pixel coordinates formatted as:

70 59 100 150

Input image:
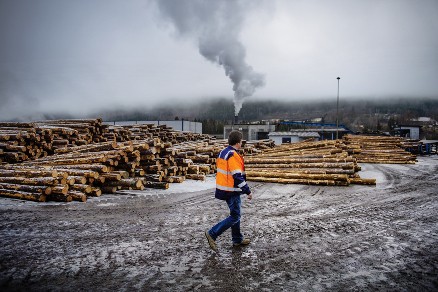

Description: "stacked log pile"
244 139 276 156
106 125 219 182
0 122 45 163
0 164 88 202
0 138 173 202
342 135 417 164
0 119 109 163
2 119 419 202
0 119 275 202
245 140 376 186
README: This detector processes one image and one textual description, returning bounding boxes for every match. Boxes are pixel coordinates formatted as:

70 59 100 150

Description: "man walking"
205 130 252 251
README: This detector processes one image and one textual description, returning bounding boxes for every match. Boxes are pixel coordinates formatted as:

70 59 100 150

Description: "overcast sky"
1 0 437 120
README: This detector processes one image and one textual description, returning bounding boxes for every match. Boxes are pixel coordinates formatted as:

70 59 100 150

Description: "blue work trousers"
209 194 243 244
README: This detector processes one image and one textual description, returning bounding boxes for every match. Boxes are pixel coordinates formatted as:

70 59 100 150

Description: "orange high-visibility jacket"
215 145 251 200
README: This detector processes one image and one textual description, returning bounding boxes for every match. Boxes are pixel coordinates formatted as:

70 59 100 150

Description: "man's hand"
247 193 252 201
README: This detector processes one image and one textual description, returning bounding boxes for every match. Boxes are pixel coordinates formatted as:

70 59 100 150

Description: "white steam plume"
155 0 265 116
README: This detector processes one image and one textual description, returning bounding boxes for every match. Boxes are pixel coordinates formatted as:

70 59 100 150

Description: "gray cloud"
0 0 437 121
155 0 265 115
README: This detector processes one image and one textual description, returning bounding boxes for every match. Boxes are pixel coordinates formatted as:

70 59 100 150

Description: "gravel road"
1 156 437 291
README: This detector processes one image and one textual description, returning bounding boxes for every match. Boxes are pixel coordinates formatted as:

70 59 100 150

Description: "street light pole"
336 77 340 140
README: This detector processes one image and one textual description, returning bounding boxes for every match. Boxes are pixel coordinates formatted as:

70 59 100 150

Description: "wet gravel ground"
0 156 437 291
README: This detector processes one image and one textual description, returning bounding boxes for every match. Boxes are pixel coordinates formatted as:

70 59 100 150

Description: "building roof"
420 139 438 144
417 117 432 122
224 124 274 128
302 128 349 132
269 131 320 138
398 125 422 128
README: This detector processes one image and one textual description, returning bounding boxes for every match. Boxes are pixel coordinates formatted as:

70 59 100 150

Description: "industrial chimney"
234 115 238 125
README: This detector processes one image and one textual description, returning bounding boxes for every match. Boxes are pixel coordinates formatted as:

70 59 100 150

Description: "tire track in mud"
0 158 437 291
226 160 438 290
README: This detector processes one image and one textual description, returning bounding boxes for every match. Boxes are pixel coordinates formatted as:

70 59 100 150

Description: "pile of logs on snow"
0 119 275 202
244 135 417 186
0 119 110 163
1 118 417 202
245 139 376 186
342 135 417 164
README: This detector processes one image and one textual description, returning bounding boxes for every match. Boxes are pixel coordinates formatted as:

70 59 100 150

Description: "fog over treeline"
4 96 437 137
4 97 437 124
96 96 437 123
1 0 437 122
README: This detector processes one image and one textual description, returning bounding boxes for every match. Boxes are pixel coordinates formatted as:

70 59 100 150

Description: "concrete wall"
270 136 282 145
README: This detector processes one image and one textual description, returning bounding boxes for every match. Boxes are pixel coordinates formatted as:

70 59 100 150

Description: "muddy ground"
0 156 437 291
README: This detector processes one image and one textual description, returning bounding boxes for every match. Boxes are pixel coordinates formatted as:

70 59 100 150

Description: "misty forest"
94 97 438 138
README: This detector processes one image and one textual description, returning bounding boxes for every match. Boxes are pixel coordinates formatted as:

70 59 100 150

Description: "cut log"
68 190 87 202
349 177 377 185
163 176 174 183
0 122 35 128
51 164 109 173
0 189 47 202
105 178 143 189
67 176 87 184
70 184 92 194
52 169 99 179
54 141 117 154
197 164 211 173
144 181 169 189
245 170 350 182
0 183 52 195
247 176 337 186
245 157 355 164
0 177 59 186
144 174 162 182
0 134 10 141
167 176 185 183
100 186 118 194
134 169 145 177
185 174 206 181
60 177 75 186
187 165 199 174
100 173 122 181
4 144 27 152
51 185 69 195
244 162 355 169
47 193 72 202
246 167 355 175
89 187 102 197
114 171 130 179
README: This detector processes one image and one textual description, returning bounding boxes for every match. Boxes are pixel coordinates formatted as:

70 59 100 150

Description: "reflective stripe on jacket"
215 145 251 200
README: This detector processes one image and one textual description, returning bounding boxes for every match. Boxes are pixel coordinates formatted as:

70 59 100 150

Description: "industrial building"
223 120 350 144
223 123 276 141
268 127 350 145
268 131 320 144
395 125 421 140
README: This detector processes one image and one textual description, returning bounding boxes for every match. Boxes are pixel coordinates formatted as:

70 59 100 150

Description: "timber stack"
0 122 46 163
245 139 376 186
0 119 274 202
342 135 417 164
0 119 109 163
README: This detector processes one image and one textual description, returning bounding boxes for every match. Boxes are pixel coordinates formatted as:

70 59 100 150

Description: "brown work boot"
205 231 217 251
233 238 251 247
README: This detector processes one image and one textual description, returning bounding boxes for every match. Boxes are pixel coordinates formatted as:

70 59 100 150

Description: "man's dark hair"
228 130 243 145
